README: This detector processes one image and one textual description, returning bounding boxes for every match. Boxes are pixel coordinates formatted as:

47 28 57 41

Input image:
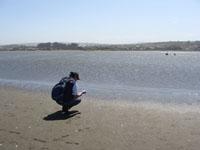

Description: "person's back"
61 77 75 101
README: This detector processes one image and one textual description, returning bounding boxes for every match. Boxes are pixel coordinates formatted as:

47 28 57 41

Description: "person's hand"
82 90 86 95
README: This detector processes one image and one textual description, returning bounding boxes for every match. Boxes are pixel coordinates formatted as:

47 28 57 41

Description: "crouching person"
61 72 86 113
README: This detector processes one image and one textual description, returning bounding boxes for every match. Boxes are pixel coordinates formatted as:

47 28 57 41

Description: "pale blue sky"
0 0 200 45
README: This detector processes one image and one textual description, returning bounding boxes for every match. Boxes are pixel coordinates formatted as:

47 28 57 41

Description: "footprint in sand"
33 138 47 143
85 127 90 130
61 134 70 138
78 129 82 132
0 129 6 132
53 134 70 141
41 147 49 150
76 127 90 132
9 130 21 135
65 141 79 145
7 113 15 117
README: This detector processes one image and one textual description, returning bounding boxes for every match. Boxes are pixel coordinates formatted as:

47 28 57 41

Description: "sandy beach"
0 87 200 150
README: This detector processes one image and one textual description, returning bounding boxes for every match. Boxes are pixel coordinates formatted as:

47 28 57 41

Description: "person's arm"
72 83 86 99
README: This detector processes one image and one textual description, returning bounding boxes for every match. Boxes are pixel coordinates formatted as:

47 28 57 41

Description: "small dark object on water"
174 53 176 56
165 53 168 56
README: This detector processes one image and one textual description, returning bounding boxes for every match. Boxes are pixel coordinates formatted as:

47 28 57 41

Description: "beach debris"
0 143 2 146
28 126 31 129
15 144 18 148
15 127 18 129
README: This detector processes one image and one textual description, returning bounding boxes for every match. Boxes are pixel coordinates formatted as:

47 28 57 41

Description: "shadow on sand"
43 110 81 121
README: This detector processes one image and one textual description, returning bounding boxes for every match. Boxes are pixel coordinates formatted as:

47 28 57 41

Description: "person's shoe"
61 109 69 115
62 106 69 113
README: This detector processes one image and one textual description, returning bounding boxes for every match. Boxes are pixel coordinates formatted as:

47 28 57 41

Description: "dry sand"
0 87 200 150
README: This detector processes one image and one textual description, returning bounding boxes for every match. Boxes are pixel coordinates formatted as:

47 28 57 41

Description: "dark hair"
69 72 80 80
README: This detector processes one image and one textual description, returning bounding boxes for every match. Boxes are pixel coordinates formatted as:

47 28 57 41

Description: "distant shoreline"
0 49 199 52
0 41 200 51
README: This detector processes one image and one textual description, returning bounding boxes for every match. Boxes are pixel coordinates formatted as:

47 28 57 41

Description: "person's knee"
74 99 81 105
76 99 81 103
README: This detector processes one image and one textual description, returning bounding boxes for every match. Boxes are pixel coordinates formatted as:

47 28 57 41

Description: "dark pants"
62 99 81 112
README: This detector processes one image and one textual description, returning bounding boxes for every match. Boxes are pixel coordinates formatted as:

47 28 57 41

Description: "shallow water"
0 50 200 104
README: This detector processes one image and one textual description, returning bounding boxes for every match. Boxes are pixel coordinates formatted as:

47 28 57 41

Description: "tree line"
37 42 82 50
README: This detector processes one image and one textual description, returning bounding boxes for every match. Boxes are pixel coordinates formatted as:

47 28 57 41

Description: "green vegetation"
0 41 200 51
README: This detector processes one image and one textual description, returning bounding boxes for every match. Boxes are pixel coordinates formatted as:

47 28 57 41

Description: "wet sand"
0 87 200 150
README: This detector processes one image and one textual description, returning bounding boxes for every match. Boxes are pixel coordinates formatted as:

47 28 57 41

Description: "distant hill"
0 41 200 51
